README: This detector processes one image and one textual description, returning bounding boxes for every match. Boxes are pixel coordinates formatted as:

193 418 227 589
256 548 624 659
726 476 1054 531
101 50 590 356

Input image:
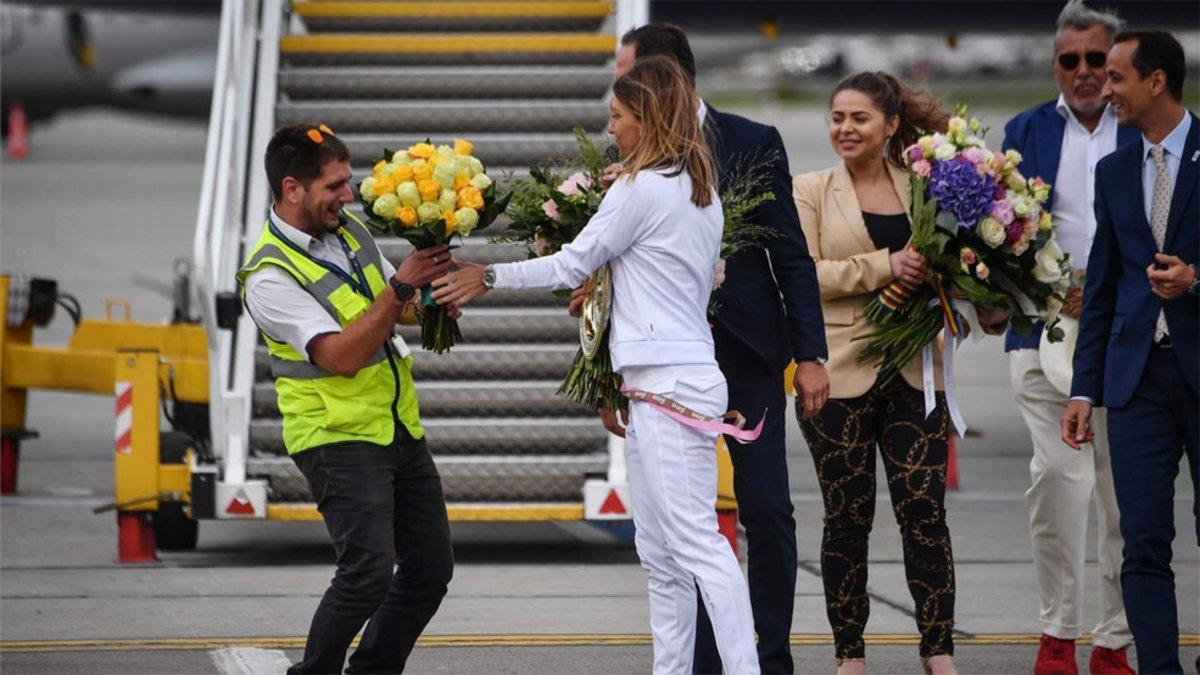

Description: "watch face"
391 279 415 301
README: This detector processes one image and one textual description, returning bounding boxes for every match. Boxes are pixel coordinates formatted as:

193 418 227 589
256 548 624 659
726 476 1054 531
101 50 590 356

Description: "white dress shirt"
492 169 723 371
1141 109 1191 224
243 207 396 360
1052 95 1119 271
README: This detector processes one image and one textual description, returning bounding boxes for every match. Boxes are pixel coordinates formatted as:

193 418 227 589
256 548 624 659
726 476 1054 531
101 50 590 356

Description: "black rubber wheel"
154 431 199 551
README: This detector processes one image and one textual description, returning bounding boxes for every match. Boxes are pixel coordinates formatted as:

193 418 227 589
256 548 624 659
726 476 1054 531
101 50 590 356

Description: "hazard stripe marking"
2 633 1198 652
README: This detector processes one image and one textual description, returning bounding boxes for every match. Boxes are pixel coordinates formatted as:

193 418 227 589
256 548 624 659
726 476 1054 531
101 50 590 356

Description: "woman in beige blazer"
793 72 976 675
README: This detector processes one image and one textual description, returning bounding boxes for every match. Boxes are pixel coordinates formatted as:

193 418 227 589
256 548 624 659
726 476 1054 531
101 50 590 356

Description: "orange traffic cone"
6 102 28 159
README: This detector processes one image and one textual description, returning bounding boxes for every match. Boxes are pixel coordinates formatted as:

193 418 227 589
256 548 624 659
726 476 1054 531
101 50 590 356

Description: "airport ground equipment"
0 0 750 562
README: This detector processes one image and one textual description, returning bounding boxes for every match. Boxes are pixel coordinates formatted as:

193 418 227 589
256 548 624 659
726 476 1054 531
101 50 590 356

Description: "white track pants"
1010 350 1130 648
622 364 760 675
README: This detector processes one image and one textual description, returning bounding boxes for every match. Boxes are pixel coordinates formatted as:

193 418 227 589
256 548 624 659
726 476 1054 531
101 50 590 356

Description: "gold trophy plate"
580 264 613 360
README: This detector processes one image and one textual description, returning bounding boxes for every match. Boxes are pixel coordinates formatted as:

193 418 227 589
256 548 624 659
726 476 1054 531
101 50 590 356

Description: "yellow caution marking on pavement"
280 33 615 54
4 634 1197 652
294 2 612 19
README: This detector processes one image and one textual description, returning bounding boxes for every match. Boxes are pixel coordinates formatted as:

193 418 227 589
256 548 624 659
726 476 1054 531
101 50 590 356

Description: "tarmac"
1 108 1197 674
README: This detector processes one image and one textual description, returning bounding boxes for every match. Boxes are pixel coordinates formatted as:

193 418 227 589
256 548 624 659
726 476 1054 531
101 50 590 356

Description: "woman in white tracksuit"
433 55 760 675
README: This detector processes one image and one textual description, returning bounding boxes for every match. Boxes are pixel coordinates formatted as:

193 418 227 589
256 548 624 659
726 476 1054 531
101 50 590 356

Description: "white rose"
934 143 957 161
948 117 967 134
358 177 378 203
469 173 492 190
978 217 1005 248
1033 237 1066 284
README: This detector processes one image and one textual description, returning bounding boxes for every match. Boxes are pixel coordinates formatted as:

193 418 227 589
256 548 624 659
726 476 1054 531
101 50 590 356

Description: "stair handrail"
192 0 280 478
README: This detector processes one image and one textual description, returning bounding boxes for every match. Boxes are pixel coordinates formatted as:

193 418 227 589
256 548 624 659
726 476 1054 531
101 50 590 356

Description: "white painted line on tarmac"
210 647 292 675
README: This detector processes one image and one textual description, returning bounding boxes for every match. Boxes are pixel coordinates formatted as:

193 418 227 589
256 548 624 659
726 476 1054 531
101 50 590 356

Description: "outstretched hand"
431 261 488 307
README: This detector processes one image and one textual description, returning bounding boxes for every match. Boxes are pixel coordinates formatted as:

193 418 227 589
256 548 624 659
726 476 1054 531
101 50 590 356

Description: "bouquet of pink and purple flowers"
857 106 1071 383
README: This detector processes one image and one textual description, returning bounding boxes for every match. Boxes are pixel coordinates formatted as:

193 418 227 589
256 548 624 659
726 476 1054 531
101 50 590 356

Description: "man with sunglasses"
238 124 456 673
1000 2 1138 673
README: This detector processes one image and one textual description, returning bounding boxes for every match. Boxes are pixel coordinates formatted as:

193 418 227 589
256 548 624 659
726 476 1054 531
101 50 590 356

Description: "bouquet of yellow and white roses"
358 139 509 353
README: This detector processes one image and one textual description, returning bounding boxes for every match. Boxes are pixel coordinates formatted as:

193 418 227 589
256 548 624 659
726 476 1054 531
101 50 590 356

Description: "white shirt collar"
1054 93 1116 132
269 205 318 252
697 98 708 126
1142 108 1191 162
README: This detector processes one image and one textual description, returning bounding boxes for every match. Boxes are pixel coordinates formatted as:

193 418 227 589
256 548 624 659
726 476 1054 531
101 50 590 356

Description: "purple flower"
927 157 997 230
1005 219 1024 246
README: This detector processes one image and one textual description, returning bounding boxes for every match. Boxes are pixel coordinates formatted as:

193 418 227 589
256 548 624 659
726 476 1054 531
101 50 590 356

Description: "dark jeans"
288 436 454 674
799 378 955 660
1107 345 1199 675
694 333 797 674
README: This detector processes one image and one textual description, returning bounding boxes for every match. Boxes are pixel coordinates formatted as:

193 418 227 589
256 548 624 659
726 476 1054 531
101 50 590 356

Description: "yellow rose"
373 174 398 197
373 159 388 177
457 186 484 210
408 142 435 160
396 205 418 229
454 139 474 156
418 179 441 202
442 210 457 236
428 153 443 168
413 163 433 181
453 171 471 191
393 165 414 183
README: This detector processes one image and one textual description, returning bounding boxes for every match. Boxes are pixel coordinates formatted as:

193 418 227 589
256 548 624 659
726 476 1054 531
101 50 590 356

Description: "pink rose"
912 159 932 178
542 199 560 221
960 248 977 265
975 262 990 280
963 147 983 165
557 172 593 197
1005 219 1024 246
991 199 1015 225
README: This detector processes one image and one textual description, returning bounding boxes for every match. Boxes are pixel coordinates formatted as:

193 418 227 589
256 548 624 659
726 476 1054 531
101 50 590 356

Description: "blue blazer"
1000 100 1140 351
705 105 828 370
1070 111 1199 407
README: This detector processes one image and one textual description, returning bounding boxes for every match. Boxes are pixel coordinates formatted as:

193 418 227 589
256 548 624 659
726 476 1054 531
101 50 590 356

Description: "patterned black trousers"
799 377 955 660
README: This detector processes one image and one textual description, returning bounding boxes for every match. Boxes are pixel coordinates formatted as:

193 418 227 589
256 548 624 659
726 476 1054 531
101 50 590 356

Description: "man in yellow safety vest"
237 124 455 674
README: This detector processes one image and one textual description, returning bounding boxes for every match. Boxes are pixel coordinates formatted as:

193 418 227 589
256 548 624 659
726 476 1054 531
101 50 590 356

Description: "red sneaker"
1089 646 1135 675
1035 634 1078 675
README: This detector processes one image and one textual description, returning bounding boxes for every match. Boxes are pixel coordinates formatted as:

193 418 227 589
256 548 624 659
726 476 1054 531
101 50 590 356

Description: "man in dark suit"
999 4 1139 672
1062 30 1198 675
616 24 829 675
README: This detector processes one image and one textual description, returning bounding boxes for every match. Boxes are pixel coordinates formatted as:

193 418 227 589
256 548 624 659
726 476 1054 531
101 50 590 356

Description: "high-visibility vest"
235 212 423 455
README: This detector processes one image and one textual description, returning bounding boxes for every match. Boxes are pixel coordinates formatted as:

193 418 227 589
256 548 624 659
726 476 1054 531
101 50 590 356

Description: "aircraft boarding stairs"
243 1 626 517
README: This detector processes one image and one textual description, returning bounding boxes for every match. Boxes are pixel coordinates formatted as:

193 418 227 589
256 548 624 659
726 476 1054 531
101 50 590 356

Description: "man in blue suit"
1063 30 1198 675
999 3 1138 672
615 24 830 674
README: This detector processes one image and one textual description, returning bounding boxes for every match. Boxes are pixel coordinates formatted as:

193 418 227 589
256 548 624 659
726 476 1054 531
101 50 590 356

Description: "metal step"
254 344 579 382
280 33 615 66
337 132 601 167
277 99 607 133
254 379 590 418
278 66 612 100
249 416 607 456
250 451 608 502
396 307 577 344
293 1 611 33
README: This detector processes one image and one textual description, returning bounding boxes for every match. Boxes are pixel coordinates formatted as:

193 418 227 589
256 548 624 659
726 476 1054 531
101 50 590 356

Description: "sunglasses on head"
1057 51 1106 70
304 123 335 144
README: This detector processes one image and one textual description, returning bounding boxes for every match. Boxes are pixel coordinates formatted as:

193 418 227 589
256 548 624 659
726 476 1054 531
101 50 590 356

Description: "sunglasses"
305 123 335 144
1057 51 1106 70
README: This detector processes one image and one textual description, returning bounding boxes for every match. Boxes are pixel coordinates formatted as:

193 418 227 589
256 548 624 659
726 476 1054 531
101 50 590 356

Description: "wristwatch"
481 265 496 290
1189 264 1199 297
389 277 417 304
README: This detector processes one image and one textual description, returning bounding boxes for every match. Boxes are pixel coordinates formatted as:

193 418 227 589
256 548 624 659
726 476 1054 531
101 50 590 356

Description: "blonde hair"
611 55 717 208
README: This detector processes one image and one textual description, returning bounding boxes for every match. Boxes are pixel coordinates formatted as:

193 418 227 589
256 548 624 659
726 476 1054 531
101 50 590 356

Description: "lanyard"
267 219 373 300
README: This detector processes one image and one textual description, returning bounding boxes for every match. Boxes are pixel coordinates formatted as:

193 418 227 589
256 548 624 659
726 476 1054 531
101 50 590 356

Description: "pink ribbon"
621 387 765 444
